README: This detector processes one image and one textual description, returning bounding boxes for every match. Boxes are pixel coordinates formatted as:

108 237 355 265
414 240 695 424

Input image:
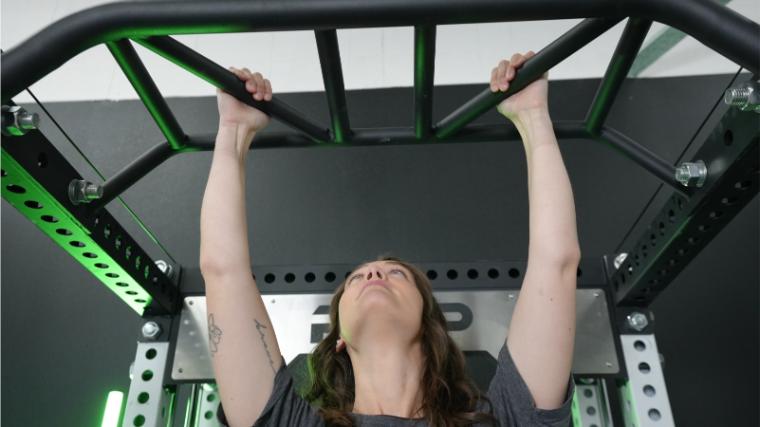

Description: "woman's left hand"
490 51 549 122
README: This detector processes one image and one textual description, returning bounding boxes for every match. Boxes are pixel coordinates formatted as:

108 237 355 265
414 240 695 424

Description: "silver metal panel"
619 334 675 426
575 290 619 373
123 341 173 427
173 289 617 380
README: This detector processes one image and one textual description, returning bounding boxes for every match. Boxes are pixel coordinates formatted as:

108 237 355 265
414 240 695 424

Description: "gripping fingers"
497 60 510 91
252 72 265 101
264 79 272 101
226 66 272 101
229 66 254 93
490 67 499 92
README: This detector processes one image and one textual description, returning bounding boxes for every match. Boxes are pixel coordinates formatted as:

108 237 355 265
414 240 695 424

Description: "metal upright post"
315 29 352 143
618 334 675 426
414 25 436 140
123 339 175 427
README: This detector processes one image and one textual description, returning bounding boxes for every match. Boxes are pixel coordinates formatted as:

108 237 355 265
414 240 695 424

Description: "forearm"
515 108 581 264
199 124 257 274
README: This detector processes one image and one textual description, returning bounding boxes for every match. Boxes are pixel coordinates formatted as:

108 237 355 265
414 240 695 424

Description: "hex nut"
626 312 649 331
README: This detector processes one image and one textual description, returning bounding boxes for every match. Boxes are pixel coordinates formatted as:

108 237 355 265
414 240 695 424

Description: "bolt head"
155 260 173 278
155 260 168 273
626 312 649 331
142 321 161 339
613 253 628 270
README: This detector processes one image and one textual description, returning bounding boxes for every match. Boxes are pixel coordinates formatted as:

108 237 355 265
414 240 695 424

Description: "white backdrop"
2 0 758 103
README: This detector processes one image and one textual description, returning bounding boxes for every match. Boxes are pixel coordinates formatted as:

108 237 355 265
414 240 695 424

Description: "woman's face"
338 261 424 348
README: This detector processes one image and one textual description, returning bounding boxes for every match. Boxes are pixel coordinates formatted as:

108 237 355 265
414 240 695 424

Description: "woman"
201 51 580 426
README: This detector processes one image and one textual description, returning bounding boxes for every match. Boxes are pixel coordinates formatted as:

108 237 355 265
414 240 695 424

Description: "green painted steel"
1 148 154 315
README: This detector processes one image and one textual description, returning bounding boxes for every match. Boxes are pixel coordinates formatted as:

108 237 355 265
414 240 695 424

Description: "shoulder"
484 342 575 427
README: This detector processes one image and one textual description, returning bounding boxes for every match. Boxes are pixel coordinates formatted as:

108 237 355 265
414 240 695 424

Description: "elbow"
199 255 233 278
560 246 581 270
537 245 581 271
565 246 581 265
200 255 252 279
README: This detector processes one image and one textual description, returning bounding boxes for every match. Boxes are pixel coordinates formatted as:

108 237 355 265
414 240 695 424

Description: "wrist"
216 122 256 159
511 108 553 146
513 107 551 128
218 121 257 136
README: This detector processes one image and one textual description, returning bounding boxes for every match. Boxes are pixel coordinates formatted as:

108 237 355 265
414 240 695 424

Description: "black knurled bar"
182 121 591 150
92 142 177 211
434 17 622 139
597 126 686 194
134 36 331 143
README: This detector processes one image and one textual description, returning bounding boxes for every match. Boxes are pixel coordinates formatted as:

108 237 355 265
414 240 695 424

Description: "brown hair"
303 255 496 427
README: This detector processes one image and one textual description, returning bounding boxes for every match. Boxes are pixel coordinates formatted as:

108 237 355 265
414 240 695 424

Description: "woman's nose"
366 266 384 280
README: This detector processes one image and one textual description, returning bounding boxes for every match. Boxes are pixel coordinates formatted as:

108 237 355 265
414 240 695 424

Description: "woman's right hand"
217 67 273 134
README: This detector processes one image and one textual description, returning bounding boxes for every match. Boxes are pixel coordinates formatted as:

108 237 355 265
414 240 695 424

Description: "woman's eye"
390 269 406 277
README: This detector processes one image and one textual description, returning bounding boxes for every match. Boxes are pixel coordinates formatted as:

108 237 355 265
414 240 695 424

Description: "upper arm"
505 255 578 410
203 269 284 427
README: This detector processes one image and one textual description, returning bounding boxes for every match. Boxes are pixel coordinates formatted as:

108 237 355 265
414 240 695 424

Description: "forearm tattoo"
208 313 223 357
255 319 276 374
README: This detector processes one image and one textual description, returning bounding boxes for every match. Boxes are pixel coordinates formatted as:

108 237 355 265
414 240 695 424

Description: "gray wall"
2 74 757 426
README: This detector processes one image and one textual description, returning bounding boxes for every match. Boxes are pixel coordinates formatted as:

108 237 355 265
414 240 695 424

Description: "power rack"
1 0 758 426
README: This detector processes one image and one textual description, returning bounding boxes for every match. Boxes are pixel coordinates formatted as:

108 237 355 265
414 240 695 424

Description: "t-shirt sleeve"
216 357 322 427
485 342 575 427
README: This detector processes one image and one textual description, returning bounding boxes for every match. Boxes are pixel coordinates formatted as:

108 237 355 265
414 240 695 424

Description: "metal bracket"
123 341 176 427
619 334 675 426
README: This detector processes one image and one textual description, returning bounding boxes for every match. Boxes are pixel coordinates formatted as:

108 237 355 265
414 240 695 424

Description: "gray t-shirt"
218 342 575 426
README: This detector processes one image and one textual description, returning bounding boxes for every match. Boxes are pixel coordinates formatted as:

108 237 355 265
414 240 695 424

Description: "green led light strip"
1 148 153 315
618 380 641 426
101 391 124 427
570 385 582 426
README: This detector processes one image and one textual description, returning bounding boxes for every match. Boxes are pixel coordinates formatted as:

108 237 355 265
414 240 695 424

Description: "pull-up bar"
2 0 758 103
0 0 757 321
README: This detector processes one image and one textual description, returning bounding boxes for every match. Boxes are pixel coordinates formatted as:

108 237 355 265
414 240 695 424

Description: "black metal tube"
585 18 652 136
414 25 436 140
134 36 331 143
92 142 176 209
106 39 187 150
435 17 621 140
315 29 352 143
597 126 687 194
183 121 589 149
3 0 759 104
